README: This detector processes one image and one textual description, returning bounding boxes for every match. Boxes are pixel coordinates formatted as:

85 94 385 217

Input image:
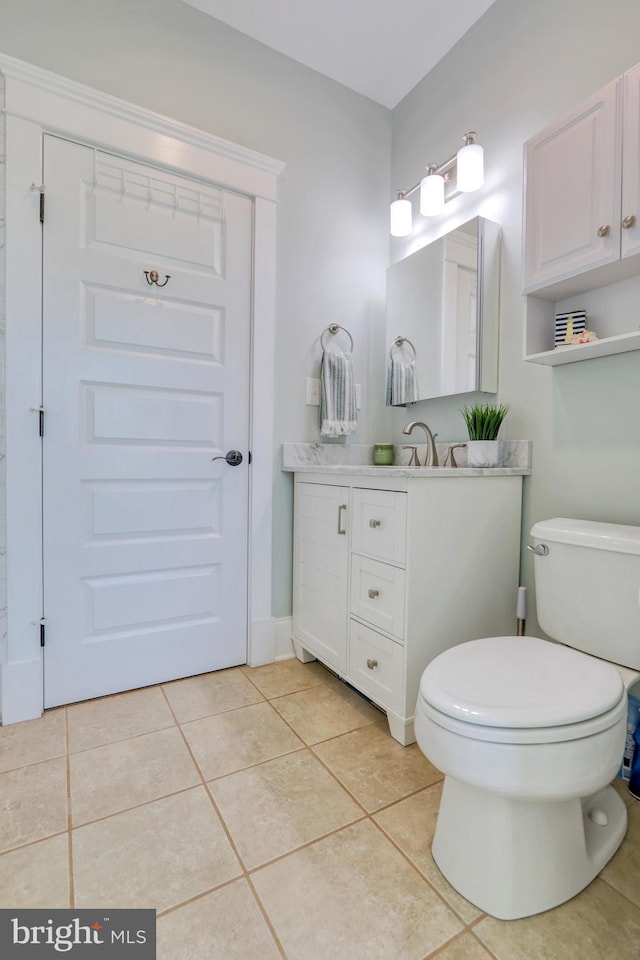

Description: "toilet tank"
530 517 640 670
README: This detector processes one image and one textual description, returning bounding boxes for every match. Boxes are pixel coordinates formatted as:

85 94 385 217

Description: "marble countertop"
282 441 532 477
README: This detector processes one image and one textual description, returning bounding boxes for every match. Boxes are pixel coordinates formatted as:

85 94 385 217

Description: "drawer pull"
337 504 347 535
368 588 379 599
369 519 381 528
366 658 378 670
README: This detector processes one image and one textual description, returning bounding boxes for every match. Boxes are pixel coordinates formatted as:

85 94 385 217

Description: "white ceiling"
182 0 497 109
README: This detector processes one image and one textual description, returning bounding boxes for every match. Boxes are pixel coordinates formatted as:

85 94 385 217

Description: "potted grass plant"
461 402 509 467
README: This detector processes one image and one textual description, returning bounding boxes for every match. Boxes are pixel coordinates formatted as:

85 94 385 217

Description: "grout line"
467 926 501 960
367 813 474 929
0 750 68 776
594 873 640 912
164 685 251 876
244 873 289 960
306 745 373 818
70 783 207 832
242 807 369 876
421 929 477 960
0 829 70 858
161 683 288 956
66 721 179 759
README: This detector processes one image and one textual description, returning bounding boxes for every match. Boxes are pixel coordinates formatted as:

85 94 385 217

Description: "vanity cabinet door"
292 482 349 672
523 77 622 293
622 63 640 260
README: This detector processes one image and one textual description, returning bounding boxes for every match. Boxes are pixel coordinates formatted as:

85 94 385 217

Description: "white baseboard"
248 616 276 666
1 657 43 725
274 617 295 661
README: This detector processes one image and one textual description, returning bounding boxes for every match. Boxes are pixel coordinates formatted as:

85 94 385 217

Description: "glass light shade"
420 173 445 216
390 197 412 237
456 142 484 192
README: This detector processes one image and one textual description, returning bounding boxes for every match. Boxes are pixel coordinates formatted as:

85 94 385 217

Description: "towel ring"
389 336 417 361
321 324 354 352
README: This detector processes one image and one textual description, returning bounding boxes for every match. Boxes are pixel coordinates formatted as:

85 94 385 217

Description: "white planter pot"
466 440 504 468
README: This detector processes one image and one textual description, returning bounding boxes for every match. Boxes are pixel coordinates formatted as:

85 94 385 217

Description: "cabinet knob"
366 658 378 670
622 215 637 230
597 224 611 238
369 519 381 528
368 588 379 599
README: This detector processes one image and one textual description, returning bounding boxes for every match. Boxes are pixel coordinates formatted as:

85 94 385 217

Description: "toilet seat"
419 635 626 744
419 694 628 745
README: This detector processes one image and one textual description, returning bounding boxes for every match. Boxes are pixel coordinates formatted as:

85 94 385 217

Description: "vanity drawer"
351 488 407 564
350 555 405 639
349 619 403 711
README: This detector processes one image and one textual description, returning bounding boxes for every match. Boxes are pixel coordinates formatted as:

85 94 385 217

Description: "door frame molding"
0 54 285 723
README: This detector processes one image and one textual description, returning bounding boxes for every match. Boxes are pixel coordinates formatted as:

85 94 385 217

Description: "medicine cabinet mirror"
385 217 501 402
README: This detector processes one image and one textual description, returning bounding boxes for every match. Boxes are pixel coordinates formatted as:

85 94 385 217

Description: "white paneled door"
41 135 252 707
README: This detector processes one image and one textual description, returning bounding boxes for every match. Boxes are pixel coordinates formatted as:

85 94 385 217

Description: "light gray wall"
0 0 392 621
389 0 640 633
3 0 639 638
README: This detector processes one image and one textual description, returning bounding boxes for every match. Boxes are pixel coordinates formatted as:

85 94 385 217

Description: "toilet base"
432 777 627 920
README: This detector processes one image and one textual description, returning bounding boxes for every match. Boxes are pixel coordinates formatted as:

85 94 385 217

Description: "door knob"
212 450 243 466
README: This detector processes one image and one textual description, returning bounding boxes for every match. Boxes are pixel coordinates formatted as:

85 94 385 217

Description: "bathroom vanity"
285 445 530 744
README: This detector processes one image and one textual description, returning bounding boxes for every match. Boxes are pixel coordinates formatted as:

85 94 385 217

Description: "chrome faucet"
401 421 439 467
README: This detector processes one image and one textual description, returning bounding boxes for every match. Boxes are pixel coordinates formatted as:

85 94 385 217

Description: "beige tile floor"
2 658 640 959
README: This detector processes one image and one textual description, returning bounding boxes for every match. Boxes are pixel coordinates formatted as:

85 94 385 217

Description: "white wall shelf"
526 329 640 366
524 274 640 366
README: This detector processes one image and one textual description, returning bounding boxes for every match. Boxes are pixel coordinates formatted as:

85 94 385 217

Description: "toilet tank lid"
531 517 640 555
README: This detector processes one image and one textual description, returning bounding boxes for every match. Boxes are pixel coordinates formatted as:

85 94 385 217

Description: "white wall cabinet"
292 472 523 745
523 77 622 294
523 62 640 364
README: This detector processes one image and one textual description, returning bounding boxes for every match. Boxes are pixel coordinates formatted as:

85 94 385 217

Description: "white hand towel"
319 349 357 437
386 353 419 406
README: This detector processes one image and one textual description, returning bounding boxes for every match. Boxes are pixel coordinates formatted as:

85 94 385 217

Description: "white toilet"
415 517 640 920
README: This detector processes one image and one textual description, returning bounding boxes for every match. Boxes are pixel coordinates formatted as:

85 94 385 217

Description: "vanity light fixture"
420 164 445 217
390 132 485 236
389 192 413 237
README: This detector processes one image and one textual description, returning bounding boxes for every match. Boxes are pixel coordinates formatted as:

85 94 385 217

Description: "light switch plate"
306 378 321 405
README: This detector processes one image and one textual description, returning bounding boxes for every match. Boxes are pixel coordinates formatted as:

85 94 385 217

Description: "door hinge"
33 618 46 647
31 405 45 436
31 183 45 223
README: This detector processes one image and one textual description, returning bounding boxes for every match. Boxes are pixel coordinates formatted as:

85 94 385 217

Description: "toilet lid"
420 636 625 728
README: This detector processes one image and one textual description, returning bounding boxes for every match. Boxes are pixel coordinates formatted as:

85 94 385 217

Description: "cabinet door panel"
350 555 405 639
622 63 640 260
351 488 407 564
293 483 348 672
523 78 622 292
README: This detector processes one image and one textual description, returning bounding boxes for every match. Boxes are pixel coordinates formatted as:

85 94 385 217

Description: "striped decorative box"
554 309 586 347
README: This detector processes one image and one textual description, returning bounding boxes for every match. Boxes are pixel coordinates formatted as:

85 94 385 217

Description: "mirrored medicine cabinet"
385 217 501 402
